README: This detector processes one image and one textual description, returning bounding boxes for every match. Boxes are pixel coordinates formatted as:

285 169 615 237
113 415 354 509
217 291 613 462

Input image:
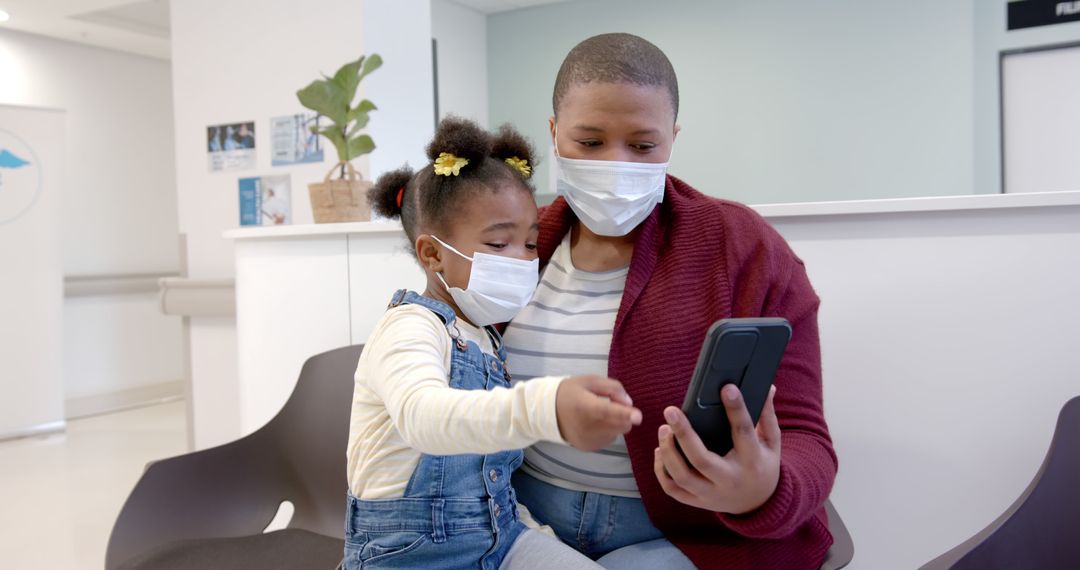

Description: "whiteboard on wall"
1002 43 1080 194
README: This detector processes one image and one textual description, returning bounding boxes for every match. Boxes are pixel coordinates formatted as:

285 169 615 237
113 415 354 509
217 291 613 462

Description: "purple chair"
106 345 364 570
921 396 1080 569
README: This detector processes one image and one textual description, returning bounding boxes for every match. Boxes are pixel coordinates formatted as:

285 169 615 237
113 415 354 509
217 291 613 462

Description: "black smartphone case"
680 318 791 456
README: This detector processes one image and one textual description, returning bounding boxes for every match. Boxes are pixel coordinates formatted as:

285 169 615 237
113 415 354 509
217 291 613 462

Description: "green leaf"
332 56 365 107
296 79 348 125
346 134 375 161
346 116 369 138
358 53 382 83
318 126 349 162
300 54 381 160
346 101 377 136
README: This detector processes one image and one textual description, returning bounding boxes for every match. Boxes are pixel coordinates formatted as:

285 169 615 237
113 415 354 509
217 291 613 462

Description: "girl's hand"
556 375 643 451
653 384 781 515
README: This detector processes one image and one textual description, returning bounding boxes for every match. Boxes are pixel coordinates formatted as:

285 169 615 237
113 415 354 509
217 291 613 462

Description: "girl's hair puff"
368 165 414 220
490 123 536 169
369 116 538 257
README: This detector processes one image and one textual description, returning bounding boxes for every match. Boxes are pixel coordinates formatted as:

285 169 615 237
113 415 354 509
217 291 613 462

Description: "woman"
502 33 837 569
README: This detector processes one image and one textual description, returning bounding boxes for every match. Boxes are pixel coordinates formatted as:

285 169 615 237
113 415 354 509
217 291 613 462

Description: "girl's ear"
416 234 443 273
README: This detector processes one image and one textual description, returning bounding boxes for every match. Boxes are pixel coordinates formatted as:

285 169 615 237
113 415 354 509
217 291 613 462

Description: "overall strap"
484 325 511 380
387 289 467 350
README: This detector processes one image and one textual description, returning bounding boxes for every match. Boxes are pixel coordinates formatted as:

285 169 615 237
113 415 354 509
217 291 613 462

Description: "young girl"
344 117 642 570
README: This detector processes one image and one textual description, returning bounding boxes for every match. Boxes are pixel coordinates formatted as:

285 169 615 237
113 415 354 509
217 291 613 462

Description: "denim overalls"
344 290 528 570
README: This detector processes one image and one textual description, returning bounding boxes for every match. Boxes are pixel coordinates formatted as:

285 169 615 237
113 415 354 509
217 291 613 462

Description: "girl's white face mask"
432 236 539 326
553 126 671 237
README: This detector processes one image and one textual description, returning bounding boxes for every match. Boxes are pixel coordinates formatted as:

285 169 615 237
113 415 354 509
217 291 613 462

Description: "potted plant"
297 53 382 223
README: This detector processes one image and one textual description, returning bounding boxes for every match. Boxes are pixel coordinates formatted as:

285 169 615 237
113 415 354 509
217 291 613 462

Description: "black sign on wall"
1009 0 1080 30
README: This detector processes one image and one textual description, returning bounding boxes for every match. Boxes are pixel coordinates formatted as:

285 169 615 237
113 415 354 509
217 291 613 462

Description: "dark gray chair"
105 345 364 570
107 341 855 569
822 499 855 570
920 395 1080 570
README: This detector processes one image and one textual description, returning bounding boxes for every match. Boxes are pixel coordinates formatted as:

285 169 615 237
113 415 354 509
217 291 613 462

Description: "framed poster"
271 113 324 166
207 121 257 172
238 174 291 226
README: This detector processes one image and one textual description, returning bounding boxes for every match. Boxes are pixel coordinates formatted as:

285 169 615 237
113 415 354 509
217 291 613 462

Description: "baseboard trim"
0 420 66 442
65 380 185 420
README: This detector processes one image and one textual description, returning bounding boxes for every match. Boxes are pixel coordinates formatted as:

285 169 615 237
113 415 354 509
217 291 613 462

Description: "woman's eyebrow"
571 125 659 136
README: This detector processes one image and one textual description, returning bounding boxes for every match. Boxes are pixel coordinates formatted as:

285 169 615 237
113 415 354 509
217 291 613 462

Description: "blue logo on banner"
0 129 43 224
0 149 31 169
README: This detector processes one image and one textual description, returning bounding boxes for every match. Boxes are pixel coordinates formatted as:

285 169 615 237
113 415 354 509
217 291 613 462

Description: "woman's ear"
416 235 443 273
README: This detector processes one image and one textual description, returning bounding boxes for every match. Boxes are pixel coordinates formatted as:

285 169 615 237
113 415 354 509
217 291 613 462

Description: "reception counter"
225 190 1080 569
225 220 424 437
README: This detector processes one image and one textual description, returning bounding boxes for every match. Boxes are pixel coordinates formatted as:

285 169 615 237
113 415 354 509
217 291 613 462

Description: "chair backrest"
259 344 364 538
822 499 855 570
105 345 363 569
921 395 1080 569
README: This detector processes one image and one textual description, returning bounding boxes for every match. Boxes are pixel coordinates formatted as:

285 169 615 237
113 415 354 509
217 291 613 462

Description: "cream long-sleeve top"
346 302 568 500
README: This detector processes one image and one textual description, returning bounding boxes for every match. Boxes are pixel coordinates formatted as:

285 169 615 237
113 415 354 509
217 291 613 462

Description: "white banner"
0 104 65 439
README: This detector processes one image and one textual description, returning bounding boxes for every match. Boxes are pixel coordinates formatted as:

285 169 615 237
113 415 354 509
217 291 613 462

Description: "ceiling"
0 0 576 61
452 0 578 14
0 0 171 59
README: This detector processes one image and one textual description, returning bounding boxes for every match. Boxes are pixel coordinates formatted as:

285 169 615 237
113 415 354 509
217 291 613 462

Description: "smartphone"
680 318 791 456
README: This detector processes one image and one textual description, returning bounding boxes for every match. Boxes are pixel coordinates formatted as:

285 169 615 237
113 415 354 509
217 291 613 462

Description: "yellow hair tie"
434 152 469 176
504 156 532 178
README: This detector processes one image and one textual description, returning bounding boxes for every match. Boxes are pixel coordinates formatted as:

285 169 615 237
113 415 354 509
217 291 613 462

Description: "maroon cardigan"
536 176 837 569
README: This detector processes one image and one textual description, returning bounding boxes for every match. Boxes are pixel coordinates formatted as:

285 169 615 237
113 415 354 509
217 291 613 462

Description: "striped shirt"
503 233 639 497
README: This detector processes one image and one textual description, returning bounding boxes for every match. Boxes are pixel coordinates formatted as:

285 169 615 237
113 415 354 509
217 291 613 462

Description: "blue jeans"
512 471 695 568
343 291 527 570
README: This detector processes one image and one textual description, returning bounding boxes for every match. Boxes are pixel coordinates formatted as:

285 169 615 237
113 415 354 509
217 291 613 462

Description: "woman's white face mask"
432 236 539 326
553 125 671 237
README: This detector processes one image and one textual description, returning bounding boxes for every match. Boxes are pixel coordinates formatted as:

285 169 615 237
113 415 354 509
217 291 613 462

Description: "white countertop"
752 190 1080 218
224 191 1080 240
225 220 405 239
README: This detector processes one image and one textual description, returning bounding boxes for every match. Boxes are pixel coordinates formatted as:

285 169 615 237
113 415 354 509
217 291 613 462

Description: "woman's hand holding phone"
653 384 781 515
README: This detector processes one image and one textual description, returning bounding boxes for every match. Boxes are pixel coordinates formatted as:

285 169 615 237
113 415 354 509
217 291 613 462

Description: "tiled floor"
0 401 188 569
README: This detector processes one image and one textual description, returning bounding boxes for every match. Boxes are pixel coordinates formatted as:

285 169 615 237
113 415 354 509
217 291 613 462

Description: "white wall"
362 0 436 177
767 197 1080 568
171 0 433 447
170 0 363 280
62 293 183 401
169 0 447 447
432 0 488 127
0 29 183 410
487 0 975 205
